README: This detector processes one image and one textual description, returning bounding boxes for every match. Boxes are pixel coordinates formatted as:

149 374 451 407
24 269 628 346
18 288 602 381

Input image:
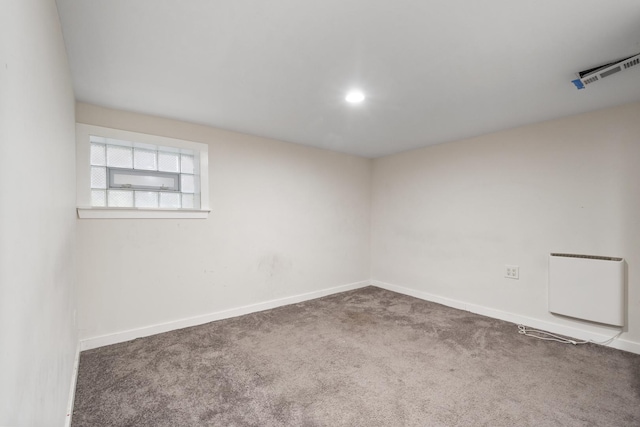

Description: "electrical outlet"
505 265 519 279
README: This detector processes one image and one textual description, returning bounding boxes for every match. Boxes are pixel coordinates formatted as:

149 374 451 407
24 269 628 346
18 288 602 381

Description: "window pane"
180 154 194 174
106 145 133 168
181 193 194 209
158 152 180 172
181 174 194 193
110 169 179 191
90 143 106 166
160 192 181 208
91 166 107 189
133 148 157 170
135 191 159 208
91 190 106 207
107 190 134 207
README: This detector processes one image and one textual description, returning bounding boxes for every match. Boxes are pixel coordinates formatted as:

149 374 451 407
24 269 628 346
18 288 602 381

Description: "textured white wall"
372 102 640 347
0 0 78 425
76 103 371 341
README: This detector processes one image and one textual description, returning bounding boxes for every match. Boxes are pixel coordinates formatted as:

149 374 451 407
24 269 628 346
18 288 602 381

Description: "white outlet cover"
505 265 519 279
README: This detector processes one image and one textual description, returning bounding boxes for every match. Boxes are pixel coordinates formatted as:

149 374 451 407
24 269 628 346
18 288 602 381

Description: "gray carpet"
72 287 640 426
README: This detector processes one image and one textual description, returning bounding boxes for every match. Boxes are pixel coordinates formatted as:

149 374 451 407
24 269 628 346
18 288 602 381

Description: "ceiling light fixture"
345 90 365 103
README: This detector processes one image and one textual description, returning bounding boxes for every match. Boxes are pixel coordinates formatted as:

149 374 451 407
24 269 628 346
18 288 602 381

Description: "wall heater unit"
548 253 624 326
571 52 640 89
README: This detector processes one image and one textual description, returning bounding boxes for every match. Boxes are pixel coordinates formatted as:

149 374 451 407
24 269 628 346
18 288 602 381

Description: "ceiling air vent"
571 52 640 90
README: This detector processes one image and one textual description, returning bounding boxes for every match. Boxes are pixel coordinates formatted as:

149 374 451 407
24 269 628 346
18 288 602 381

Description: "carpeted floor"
72 287 640 426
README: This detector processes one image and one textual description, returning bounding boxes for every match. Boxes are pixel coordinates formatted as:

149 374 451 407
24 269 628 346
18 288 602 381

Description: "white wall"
76 103 371 342
0 0 78 426
372 102 640 350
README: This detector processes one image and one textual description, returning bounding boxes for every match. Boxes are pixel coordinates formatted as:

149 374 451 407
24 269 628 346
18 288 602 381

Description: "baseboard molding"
372 280 640 355
64 342 81 427
80 280 370 351
79 278 640 354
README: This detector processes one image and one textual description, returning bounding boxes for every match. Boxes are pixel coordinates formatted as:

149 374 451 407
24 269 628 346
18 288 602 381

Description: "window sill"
77 207 210 219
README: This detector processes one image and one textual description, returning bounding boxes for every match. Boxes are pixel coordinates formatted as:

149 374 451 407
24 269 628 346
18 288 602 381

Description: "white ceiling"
56 1 640 158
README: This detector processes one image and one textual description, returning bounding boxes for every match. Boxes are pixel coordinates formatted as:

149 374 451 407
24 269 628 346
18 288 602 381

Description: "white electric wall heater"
548 253 625 326
571 52 640 89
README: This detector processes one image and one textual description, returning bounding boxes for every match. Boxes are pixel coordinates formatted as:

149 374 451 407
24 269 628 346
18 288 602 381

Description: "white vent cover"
571 53 640 89
548 253 624 326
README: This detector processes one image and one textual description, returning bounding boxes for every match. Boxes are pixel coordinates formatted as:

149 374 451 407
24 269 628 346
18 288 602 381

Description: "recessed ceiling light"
345 90 365 103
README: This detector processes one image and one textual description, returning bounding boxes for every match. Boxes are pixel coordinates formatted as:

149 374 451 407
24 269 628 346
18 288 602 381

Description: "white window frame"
76 123 210 219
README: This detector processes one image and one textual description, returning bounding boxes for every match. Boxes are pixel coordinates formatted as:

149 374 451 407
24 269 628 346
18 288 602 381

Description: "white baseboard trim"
80 280 370 351
64 342 81 427
372 280 640 355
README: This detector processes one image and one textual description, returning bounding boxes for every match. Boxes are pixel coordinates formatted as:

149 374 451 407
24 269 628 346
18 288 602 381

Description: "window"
76 124 209 219
89 139 195 207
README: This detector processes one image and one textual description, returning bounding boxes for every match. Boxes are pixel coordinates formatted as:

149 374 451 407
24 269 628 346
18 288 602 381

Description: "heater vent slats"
572 52 640 89
550 253 623 261
583 75 599 85
624 58 640 69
